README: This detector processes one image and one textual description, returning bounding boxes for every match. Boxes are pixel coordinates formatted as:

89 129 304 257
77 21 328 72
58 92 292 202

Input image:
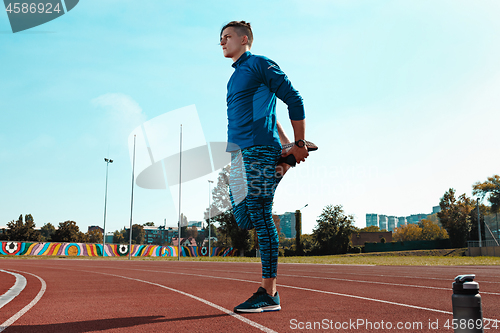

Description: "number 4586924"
5 3 62 14
443 319 499 330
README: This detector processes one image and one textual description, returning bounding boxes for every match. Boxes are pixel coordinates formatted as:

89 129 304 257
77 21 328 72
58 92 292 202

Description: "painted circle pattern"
6 242 18 254
118 244 128 255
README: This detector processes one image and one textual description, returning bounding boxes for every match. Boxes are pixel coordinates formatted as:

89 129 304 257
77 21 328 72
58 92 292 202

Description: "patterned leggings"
229 145 282 279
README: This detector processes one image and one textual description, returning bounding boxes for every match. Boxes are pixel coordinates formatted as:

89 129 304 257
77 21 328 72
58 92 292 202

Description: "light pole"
208 180 214 258
477 198 482 248
103 157 113 256
128 135 136 261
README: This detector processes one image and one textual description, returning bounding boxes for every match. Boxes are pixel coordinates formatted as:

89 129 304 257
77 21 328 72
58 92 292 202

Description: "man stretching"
220 20 308 313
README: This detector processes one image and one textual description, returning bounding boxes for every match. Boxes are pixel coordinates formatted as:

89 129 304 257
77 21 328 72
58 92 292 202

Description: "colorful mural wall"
0 241 237 257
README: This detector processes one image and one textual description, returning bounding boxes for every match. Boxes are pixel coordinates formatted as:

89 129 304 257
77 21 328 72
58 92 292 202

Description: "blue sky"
1 0 499 235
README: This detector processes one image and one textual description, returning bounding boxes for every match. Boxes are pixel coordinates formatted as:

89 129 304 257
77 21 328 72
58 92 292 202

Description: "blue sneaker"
234 287 281 313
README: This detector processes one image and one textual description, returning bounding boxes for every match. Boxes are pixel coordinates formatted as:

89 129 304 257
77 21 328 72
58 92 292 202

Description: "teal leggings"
229 146 282 279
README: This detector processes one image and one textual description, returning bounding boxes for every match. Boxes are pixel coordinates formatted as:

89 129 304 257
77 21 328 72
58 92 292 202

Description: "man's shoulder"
249 53 276 63
247 54 279 69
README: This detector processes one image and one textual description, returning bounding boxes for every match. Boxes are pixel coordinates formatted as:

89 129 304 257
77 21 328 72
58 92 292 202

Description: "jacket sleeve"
257 57 305 120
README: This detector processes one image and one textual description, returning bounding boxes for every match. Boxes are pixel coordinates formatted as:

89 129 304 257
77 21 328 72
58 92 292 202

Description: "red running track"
0 259 499 332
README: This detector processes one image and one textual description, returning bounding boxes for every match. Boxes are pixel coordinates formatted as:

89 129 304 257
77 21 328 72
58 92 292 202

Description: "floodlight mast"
208 180 214 258
177 125 182 261
477 198 482 247
102 157 113 256
128 136 136 260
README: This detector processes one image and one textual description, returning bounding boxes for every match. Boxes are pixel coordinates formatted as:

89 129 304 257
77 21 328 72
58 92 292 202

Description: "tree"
419 219 448 241
209 165 232 216
185 226 198 239
195 229 205 247
6 214 41 241
300 234 316 253
393 224 422 242
113 229 126 244
473 174 500 238
143 222 155 227
203 223 217 241
40 223 56 242
437 189 474 248
52 221 85 243
124 224 145 244
473 175 500 210
359 225 380 232
206 165 251 254
0 228 7 241
469 202 488 243
213 210 251 253
85 229 103 243
312 205 356 255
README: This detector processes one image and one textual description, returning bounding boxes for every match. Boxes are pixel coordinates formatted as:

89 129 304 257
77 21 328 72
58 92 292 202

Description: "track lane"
0 271 17 300
0 271 41 326
1 259 498 333
0 261 275 333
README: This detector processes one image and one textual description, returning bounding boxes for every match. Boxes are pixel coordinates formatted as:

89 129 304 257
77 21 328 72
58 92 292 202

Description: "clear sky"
1 0 499 235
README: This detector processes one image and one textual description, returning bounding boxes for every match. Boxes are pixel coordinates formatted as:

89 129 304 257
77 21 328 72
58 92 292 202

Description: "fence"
364 239 452 253
0 241 237 257
467 240 500 257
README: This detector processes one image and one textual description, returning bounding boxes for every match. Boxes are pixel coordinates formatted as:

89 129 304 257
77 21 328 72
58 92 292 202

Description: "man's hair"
220 21 253 47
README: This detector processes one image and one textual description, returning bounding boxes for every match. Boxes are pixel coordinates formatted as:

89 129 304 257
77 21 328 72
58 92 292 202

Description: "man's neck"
232 48 250 63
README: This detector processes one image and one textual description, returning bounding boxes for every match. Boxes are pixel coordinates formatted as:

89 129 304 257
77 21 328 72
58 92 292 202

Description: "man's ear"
241 35 249 45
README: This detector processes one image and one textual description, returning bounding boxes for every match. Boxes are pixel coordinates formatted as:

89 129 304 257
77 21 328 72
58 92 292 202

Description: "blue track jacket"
226 51 305 152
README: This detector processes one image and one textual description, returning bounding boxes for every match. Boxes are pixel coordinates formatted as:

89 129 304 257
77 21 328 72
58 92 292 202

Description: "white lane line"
0 270 27 309
0 270 47 333
95 266 500 320
278 273 500 296
21 263 500 324
81 270 277 333
154 266 500 296
283 268 500 285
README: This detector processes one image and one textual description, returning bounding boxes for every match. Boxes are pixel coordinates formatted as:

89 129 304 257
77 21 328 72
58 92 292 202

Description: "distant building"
104 232 114 244
367 206 437 229
406 214 428 225
277 212 296 238
172 237 197 247
188 221 202 228
366 214 378 228
202 237 217 247
159 227 182 244
143 226 166 244
88 226 103 233
379 215 388 231
387 216 397 232
125 226 178 245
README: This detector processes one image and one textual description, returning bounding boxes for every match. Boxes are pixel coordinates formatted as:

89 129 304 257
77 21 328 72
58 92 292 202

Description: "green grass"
2 249 500 266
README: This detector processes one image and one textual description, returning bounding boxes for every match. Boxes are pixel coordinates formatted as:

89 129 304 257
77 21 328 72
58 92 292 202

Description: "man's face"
220 27 246 59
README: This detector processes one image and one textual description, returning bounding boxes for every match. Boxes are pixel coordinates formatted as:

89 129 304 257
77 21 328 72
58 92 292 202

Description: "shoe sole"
234 305 281 313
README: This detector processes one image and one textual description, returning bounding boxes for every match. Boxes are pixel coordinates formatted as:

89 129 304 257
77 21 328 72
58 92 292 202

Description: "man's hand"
282 144 309 164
